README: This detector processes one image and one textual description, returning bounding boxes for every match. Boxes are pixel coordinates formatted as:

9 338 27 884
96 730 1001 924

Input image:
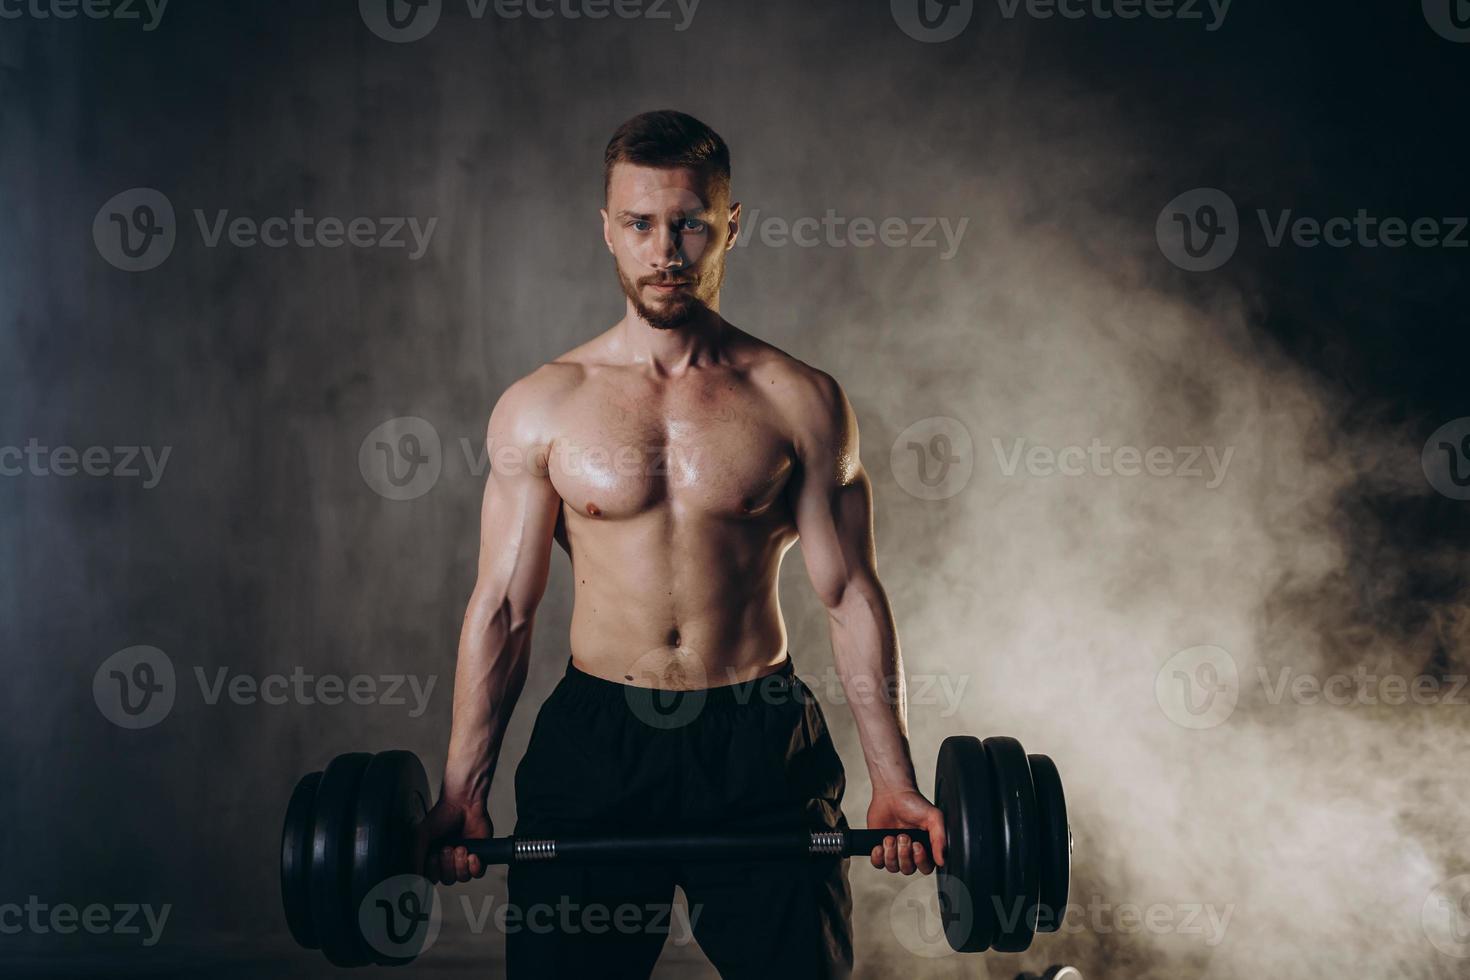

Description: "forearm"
827 582 918 795
441 593 534 808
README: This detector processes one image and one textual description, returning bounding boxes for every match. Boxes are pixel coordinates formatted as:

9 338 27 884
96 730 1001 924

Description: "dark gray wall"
3 2 1468 978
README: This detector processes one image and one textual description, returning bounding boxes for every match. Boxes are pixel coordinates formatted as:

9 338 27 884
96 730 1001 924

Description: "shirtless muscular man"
414 109 947 979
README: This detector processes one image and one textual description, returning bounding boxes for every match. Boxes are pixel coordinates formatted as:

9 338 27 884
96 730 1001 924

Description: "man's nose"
652 226 686 270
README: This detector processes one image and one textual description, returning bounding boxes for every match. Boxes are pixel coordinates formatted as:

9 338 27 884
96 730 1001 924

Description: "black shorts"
507 656 854 979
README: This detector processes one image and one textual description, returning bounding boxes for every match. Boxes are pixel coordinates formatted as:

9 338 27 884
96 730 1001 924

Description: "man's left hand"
867 789 946 875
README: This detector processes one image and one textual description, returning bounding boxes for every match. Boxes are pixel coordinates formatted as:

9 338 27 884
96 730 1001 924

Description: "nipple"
586 502 602 517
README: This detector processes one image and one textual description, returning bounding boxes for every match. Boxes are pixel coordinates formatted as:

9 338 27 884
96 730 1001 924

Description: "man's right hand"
414 795 493 885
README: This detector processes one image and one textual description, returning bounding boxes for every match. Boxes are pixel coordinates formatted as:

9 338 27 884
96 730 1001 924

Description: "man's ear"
725 201 741 252
600 207 615 255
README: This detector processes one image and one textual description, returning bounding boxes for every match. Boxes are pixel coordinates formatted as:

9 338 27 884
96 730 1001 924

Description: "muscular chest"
549 374 794 521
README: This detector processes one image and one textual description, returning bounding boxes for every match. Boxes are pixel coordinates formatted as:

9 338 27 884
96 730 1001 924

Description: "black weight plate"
934 735 998 952
310 752 374 968
985 737 1040 952
280 770 322 949
352 750 433 966
1028 754 1070 932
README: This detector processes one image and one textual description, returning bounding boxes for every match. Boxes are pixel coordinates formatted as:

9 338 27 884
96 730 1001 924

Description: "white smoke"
776 123 1470 980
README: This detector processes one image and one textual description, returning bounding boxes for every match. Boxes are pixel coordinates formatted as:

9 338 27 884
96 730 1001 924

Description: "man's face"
602 163 739 330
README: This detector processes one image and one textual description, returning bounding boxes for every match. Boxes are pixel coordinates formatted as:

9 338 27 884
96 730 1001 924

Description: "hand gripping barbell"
280 735 1072 966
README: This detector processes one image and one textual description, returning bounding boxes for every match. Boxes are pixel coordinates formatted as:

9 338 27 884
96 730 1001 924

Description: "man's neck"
615 304 730 375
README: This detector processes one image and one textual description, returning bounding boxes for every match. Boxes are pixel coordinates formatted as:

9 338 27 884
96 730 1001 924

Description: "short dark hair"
603 110 731 201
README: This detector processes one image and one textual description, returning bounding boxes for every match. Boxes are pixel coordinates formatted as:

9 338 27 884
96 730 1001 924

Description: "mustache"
641 274 697 286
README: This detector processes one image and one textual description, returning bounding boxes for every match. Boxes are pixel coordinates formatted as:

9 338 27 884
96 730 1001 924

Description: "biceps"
797 470 878 610
471 467 560 623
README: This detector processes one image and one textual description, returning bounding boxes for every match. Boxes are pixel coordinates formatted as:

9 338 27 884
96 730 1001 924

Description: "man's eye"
631 220 651 232
682 219 706 232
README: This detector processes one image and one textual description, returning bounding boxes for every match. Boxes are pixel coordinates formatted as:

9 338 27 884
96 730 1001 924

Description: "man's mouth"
647 280 692 292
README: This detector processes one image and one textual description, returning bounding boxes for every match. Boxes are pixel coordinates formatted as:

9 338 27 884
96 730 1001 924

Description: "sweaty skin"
416 160 947 885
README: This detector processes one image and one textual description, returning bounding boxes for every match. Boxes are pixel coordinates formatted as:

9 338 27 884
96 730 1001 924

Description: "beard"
615 259 725 330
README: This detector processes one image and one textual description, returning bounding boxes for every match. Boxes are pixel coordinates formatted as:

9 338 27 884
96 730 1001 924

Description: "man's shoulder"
498 362 579 407
487 360 585 449
740 336 848 429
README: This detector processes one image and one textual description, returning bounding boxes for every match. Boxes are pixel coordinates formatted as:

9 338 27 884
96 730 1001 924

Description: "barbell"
280 735 1071 966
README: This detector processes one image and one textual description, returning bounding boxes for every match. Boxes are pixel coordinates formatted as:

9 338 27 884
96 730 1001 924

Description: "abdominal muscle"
563 507 797 690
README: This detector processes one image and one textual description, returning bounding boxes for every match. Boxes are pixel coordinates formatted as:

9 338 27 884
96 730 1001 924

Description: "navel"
667 628 681 647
